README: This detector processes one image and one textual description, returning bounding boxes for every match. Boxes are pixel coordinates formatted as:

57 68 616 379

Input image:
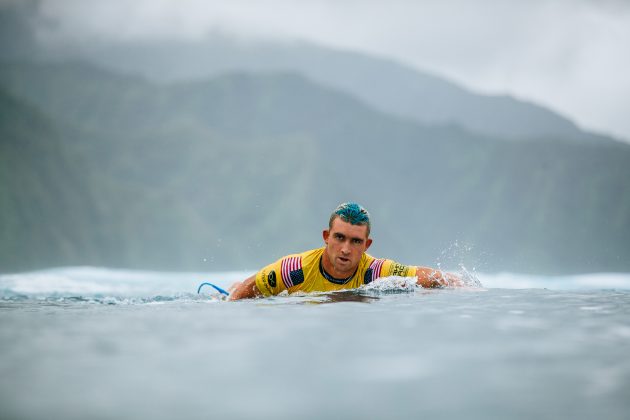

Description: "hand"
228 281 243 294
416 266 463 288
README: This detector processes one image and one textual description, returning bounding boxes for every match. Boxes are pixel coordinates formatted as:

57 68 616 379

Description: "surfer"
229 202 462 300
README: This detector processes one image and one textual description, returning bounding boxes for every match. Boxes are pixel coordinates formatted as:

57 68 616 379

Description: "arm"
228 274 263 301
415 266 463 288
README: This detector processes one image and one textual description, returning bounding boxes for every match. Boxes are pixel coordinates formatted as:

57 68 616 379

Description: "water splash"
1 293 223 306
361 276 418 293
434 240 485 288
458 266 484 288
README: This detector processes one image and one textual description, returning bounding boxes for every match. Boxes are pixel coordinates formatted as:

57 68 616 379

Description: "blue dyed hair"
329 202 371 235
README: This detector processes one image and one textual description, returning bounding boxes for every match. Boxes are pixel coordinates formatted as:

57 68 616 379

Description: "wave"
1 267 629 303
0 266 250 302
479 271 630 290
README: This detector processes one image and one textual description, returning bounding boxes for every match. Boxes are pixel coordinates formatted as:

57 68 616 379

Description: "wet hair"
329 202 371 236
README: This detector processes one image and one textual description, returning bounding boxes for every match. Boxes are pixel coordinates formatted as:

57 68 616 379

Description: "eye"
334 233 344 240
352 238 363 245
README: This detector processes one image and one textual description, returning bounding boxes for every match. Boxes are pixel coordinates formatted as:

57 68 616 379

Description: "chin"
337 260 353 270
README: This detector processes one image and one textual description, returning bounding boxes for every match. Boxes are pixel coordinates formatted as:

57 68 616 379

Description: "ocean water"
1 267 630 420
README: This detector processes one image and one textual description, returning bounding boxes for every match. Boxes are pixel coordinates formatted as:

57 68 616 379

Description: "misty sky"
38 0 630 141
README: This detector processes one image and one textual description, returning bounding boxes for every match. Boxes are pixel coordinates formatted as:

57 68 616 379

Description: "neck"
319 257 355 285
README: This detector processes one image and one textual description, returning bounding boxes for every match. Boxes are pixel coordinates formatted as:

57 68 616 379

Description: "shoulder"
362 254 386 284
272 248 322 268
362 254 416 284
255 249 316 295
298 247 324 264
277 248 323 288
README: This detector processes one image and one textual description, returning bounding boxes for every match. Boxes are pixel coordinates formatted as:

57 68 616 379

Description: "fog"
37 0 630 142
2 0 629 275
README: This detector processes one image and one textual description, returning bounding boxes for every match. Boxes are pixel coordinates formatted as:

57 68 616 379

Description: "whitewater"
1 267 630 419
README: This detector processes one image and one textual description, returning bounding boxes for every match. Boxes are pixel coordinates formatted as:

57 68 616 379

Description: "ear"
323 229 330 244
365 238 373 250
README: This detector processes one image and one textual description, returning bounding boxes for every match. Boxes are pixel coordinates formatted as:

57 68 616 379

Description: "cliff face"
1 59 628 274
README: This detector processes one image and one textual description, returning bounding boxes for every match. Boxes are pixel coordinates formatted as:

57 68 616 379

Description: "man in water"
229 202 461 300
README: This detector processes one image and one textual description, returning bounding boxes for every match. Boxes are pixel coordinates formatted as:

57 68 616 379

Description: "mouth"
338 256 350 264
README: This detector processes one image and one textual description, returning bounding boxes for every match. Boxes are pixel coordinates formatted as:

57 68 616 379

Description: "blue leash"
197 282 230 296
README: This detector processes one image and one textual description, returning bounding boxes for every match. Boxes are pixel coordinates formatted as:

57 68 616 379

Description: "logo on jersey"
267 271 277 288
281 256 304 288
365 258 385 284
391 262 410 277
258 269 273 295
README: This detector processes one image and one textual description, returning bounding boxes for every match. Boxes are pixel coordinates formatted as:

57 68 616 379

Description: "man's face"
323 217 372 277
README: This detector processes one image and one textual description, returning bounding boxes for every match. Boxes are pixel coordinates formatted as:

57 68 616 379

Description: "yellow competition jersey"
255 247 417 296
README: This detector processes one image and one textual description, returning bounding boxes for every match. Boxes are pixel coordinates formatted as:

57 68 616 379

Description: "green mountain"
0 86 102 267
1 60 629 274
59 35 609 143
0 0 603 144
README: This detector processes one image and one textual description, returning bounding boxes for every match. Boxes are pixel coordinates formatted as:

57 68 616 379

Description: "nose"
340 242 350 255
